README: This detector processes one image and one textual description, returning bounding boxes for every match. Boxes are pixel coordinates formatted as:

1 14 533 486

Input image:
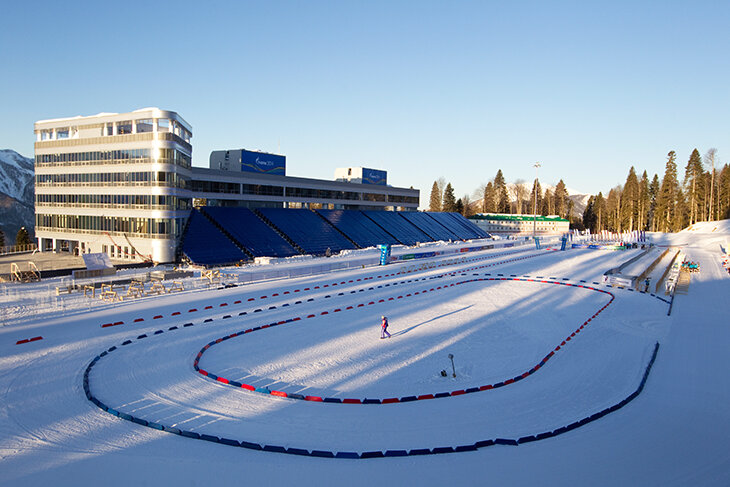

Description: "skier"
380 315 391 339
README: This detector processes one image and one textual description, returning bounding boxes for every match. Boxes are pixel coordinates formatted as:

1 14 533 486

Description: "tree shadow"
390 305 474 338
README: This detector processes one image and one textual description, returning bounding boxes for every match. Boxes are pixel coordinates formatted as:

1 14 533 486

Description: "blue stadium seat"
398 212 461 241
203 207 299 258
317 209 399 247
362 211 432 245
182 210 248 265
257 208 356 255
426 212 490 239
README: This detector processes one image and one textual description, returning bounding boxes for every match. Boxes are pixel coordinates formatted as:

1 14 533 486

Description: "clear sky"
1 1 728 207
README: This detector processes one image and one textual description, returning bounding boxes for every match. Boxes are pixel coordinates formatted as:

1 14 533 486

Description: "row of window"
190 180 418 204
35 148 191 169
35 194 190 211
36 171 189 189
38 119 191 143
36 214 186 238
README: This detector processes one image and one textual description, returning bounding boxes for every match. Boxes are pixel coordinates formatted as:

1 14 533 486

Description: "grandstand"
181 208 491 266
316 209 400 247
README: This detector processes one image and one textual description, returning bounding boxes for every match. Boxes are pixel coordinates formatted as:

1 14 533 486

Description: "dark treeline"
428 170 573 221
582 149 730 233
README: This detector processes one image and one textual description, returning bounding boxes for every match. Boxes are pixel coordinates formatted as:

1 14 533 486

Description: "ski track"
1 235 729 486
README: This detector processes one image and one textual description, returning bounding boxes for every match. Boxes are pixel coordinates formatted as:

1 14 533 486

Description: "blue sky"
1 1 728 207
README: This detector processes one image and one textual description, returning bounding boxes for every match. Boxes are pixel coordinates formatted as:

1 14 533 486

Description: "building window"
117 121 133 134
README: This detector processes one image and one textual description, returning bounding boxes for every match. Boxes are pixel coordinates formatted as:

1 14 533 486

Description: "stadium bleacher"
361 211 433 245
202 207 300 258
181 209 248 265
316 209 400 248
399 212 461 241
257 208 356 255
426 212 489 240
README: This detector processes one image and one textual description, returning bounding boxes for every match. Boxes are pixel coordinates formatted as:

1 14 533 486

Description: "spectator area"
317 209 400 248
257 208 356 255
399 212 461 241
362 211 433 245
202 207 299 258
181 209 248 265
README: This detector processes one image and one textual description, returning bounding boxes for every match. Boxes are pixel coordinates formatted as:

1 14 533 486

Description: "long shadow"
390 305 474 338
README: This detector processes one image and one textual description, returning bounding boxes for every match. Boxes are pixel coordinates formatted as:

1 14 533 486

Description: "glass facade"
35 148 191 168
35 194 190 211
36 171 189 188
36 214 186 238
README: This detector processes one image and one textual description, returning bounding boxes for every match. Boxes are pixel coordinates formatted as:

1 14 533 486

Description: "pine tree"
442 183 457 212
638 171 650 231
455 198 464 215
494 170 510 213
683 148 705 224
620 167 639 231
541 188 553 215
483 182 496 213
594 192 605 231
656 151 681 232
429 181 442 211
719 164 730 219
648 174 660 231
16 227 31 246
582 196 596 232
529 179 542 216
0 228 5 248
606 187 622 232
554 180 569 219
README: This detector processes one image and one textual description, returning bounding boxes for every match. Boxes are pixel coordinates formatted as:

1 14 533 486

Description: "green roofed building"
469 213 569 236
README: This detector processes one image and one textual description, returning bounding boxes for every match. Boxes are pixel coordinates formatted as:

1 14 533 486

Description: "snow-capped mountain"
0 149 34 242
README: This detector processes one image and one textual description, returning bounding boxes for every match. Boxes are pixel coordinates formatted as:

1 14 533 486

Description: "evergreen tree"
429 181 442 211
683 148 705 224
455 198 464 215
541 188 553 215
620 167 639 231
582 196 596 232
606 186 622 232
442 183 457 212
638 171 650 231
529 179 542 216
553 180 569 219
648 174 660 231
0 228 5 248
16 227 31 247
494 170 510 213
656 151 681 232
719 164 730 219
483 182 496 213
594 192 606 231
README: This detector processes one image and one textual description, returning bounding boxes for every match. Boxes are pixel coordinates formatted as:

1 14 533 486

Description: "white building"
34 108 193 263
469 213 569 236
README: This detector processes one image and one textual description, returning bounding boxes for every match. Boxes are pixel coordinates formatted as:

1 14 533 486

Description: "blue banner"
241 150 286 175
362 168 387 185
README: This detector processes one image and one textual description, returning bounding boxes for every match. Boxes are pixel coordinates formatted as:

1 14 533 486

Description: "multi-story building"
469 213 569 236
33 109 420 264
34 108 193 263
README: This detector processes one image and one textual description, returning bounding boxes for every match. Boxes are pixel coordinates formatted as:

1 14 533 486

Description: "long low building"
469 213 569 236
33 108 420 263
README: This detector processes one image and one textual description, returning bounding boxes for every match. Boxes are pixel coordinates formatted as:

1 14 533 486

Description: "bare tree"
512 179 528 214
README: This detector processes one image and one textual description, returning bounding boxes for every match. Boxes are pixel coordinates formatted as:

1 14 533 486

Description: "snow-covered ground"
1 228 729 486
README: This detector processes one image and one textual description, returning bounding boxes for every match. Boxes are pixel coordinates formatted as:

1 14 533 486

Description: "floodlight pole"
533 162 541 238
448 353 456 378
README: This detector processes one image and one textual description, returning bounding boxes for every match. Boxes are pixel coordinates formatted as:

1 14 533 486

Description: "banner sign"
362 168 387 185
241 150 286 176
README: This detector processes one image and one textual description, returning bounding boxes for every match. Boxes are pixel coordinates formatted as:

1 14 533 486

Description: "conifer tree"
582 196 596 232
621 167 639 231
483 182 496 213
594 192 606 231
554 180 569 219
719 164 730 219
683 149 705 225
648 174 660 231
455 198 464 215
16 227 31 247
429 181 442 211
529 179 542 216
638 171 650 231
656 151 681 232
442 183 457 212
0 228 5 248
541 188 553 215
494 170 510 213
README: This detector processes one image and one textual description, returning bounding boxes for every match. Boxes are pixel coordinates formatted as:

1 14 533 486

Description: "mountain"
0 149 34 243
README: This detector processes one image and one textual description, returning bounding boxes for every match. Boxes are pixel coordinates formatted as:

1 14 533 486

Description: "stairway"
252 209 306 255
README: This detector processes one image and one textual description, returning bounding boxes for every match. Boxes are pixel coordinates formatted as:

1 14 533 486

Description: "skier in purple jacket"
380 316 391 339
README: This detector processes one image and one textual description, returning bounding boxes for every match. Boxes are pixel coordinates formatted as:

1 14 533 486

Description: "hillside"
0 149 34 242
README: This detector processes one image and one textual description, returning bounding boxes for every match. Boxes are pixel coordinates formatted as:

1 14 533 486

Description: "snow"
1 228 729 486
